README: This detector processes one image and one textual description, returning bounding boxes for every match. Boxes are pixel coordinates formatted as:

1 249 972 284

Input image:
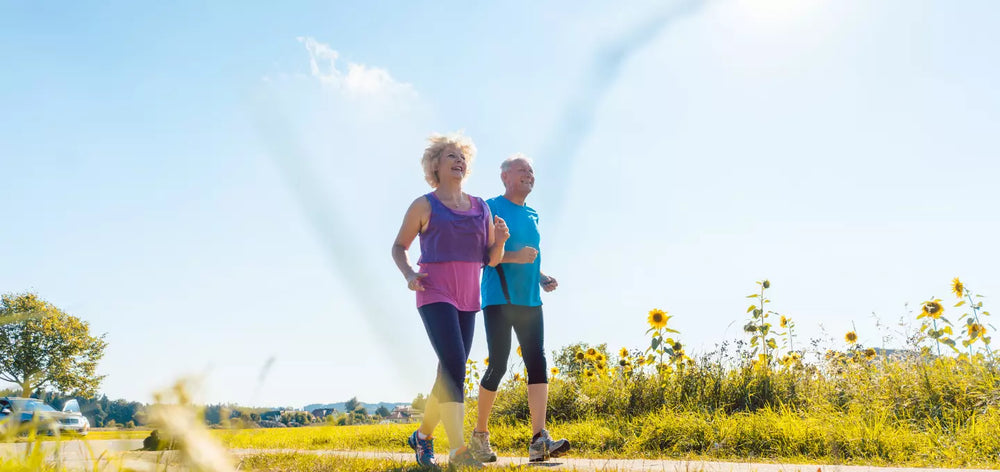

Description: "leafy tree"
0 293 107 397
344 397 362 414
375 405 391 418
411 393 427 411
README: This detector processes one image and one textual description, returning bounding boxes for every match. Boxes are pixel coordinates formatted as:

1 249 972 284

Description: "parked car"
0 397 90 435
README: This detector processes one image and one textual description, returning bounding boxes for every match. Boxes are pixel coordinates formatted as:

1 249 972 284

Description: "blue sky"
2 0 999 407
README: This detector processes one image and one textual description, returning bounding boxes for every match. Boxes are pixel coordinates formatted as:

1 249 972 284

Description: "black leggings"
480 304 547 391
417 302 476 403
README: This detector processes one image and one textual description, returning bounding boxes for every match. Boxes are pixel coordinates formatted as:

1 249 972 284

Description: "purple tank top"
418 192 490 264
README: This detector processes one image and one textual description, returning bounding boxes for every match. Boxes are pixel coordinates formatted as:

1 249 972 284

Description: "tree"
375 405 391 418
0 293 108 397
344 397 362 414
411 393 427 412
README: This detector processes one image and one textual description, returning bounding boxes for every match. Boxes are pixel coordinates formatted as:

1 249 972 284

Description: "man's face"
502 160 534 195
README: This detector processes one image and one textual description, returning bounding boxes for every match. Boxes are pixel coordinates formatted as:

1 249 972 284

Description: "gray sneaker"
449 447 484 469
468 430 497 463
528 429 571 462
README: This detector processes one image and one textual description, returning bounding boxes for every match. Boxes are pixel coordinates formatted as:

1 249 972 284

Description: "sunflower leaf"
747 305 757 313
746 294 759 298
955 301 966 307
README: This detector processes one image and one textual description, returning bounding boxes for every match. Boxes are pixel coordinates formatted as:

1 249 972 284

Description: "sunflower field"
468 278 1000 467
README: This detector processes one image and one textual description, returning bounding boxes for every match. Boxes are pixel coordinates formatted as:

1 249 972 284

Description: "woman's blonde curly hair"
421 132 477 188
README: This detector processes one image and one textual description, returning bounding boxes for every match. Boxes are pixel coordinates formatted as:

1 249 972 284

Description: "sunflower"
484 357 489 366
513 373 522 382
968 323 985 339
595 353 605 364
585 348 598 359
648 309 668 330
845 331 858 344
584 369 594 378
672 341 683 352
863 348 877 359
575 351 585 361
596 362 606 372
920 299 944 319
952 278 965 298
517 346 522 357
550 367 559 376
619 347 629 358
780 316 789 328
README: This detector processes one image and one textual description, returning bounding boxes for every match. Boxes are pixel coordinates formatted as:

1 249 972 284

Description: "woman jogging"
391 132 508 469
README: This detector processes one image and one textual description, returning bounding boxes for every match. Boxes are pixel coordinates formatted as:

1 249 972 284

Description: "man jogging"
469 154 570 463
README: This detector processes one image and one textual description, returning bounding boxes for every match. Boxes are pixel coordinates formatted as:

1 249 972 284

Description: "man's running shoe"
468 430 497 463
449 447 485 469
528 429 571 462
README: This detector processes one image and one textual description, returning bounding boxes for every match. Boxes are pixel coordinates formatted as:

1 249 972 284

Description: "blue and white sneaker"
408 430 439 468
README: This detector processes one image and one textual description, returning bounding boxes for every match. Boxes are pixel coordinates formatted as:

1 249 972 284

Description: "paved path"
0 439 996 472
228 448 999 472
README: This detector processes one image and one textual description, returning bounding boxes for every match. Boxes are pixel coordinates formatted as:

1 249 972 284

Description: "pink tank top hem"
416 261 483 312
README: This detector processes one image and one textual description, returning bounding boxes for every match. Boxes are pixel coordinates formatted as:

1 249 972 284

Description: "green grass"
212 408 1000 469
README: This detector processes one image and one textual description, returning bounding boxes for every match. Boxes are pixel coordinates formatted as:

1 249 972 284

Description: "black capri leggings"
417 302 476 403
480 304 547 391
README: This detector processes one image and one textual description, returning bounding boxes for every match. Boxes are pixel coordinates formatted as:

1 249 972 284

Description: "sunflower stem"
967 289 993 360
759 285 768 364
932 318 941 357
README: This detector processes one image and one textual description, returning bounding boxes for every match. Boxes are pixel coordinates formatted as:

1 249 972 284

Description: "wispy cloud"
254 38 430 390
296 36 416 100
538 0 706 216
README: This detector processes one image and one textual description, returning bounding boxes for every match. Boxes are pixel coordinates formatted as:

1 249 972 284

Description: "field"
2 278 999 471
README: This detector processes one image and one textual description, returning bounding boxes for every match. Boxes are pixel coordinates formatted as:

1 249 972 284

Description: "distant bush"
258 420 286 428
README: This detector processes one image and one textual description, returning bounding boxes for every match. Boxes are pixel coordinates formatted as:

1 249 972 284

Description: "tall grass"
476 278 1000 466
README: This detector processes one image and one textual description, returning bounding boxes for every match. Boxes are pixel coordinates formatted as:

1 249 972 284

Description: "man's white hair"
500 153 533 172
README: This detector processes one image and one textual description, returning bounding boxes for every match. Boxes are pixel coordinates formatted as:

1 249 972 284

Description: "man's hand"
407 272 428 291
541 275 558 292
516 247 539 264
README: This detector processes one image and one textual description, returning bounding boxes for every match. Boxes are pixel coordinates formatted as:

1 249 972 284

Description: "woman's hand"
494 215 509 244
407 272 429 291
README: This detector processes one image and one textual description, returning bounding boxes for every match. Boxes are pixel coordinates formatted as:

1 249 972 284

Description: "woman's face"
436 145 468 183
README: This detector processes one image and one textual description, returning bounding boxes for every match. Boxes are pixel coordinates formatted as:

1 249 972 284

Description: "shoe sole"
470 453 497 463
549 440 571 458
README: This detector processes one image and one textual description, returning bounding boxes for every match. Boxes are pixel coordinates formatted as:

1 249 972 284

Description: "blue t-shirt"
481 196 542 308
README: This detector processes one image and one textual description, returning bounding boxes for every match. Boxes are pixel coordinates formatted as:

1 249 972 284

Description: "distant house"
385 405 418 424
260 410 282 421
311 408 338 418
